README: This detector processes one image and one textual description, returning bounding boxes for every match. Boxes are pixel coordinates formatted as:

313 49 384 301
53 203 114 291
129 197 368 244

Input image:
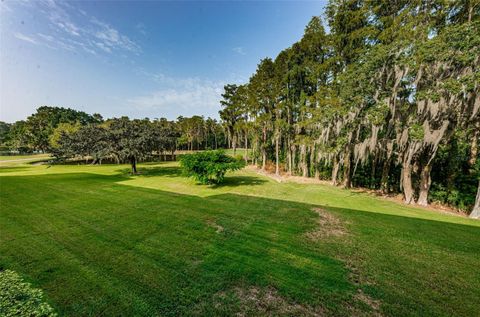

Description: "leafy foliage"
180 150 245 184
217 2 480 212
0 269 56 317
1 108 227 156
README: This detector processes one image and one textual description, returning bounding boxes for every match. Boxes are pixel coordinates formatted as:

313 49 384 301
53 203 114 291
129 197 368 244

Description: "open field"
1 160 479 316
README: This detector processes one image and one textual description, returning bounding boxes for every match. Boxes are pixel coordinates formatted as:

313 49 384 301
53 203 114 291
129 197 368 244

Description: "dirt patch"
306 208 348 240
214 286 324 317
207 220 224 234
247 166 331 185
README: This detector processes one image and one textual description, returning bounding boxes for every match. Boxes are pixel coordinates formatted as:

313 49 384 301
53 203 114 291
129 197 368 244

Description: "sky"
0 0 327 123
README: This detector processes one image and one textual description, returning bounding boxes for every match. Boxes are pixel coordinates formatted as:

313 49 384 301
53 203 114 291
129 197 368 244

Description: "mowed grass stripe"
0 174 218 314
1 162 479 316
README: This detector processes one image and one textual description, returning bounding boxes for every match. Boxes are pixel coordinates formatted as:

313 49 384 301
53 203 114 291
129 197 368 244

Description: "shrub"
0 269 56 316
179 150 245 184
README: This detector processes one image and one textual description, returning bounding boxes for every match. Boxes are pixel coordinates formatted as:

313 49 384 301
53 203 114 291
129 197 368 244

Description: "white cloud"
232 46 246 55
56 21 80 36
11 0 140 56
13 32 38 44
95 41 112 53
128 74 224 119
37 33 54 42
92 18 140 53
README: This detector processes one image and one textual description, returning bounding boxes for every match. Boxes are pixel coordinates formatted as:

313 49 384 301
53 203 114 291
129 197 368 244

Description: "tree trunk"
232 134 237 156
332 156 339 186
262 150 266 170
469 127 478 167
343 146 352 189
130 156 137 174
291 144 296 175
401 141 421 204
381 142 393 193
468 2 473 22
301 144 308 177
275 134 280 175
261 126 267 170
311 146 319 179
417 162 432 206
370 152 377 188
287 138 292 175
253 138 257 166
402 160 414 204
380 158 391 193
470 181 480 219
244 134 248 163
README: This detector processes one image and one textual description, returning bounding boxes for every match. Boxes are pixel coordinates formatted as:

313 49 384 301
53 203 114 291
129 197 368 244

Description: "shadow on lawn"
115 166 182 178
1 171 480 316
211 175 267 188
0 166 32 174
116 165 268 188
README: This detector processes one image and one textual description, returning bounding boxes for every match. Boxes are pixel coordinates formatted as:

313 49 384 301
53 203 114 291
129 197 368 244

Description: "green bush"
0 269 56 317
179 150 245 184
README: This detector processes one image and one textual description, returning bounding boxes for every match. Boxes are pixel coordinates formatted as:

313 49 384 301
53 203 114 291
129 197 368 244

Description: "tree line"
0 1 478 215
0 106 229 173
219 0 479 215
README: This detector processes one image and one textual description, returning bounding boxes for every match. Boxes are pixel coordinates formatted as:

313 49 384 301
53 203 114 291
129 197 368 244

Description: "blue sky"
0 0 327 123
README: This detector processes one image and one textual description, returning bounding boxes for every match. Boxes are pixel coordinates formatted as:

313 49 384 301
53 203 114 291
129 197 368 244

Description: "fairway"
1 161 479 316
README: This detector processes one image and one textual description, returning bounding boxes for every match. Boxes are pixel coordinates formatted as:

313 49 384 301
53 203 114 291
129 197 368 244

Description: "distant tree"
0 121 11 146
7 121 33 152
248 58 276 170
106 117 154 173
53 124 110 164
17 106 101 152
151 118 179 159
49 122 81 149
177 116 207 151
54 117 156 173
219 84 244 155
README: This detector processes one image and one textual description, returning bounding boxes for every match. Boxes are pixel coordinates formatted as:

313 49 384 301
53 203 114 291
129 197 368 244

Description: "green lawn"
1 161 479 316
0 154 51 164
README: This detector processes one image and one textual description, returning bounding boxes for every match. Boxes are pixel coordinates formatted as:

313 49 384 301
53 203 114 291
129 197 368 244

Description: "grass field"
1 159 479 316
0 153 51 164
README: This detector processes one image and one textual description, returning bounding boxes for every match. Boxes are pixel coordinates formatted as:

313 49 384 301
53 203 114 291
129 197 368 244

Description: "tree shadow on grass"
115 166 182 178
2 172 479 316
211 175 267 188
0 172 354 315
0 166 32 174
115 165 267 188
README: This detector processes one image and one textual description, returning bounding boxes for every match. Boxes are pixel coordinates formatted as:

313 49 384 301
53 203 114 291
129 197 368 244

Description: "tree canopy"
218 0 480 215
